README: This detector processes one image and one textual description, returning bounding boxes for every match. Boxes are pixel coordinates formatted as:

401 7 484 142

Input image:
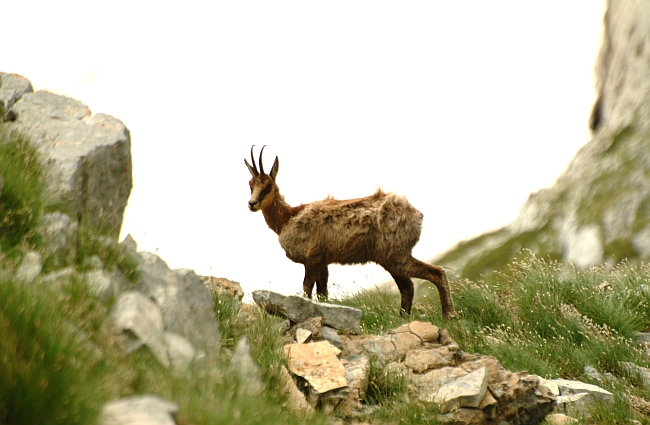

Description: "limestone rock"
253 290 362 333
17 251 42 283
341 334 399 363
408 321 440 343
4 87 132 237
438 408 486 425
230 337 263 394
620 362 650 387
433 0 650 279
385 323 554 424
120 233 139 254
108 291 169 367
135 252 220 358
545 413 578 425
542 378 613 415
164 332 196 372
37 212 77 268
341 354 371 414
389 324 424 360
0 72 33 113
83 255 104 269
201 276 244 300
433 367 489 413
82 269 122 302
99 395 178 425
321 326 343 349
41 266 76 285
284 340 348 394
296 329 312 343
405 345 456 373
288 316 323 342
279 365 314 416
284 321 555 422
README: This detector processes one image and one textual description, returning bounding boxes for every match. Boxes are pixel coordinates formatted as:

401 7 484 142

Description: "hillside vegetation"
2 128 650 424
434 0 650 281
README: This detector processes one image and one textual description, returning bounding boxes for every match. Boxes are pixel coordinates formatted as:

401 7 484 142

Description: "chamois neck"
262 192 295 234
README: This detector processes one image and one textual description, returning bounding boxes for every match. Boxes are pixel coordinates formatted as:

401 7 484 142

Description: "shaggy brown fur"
245 146 458 318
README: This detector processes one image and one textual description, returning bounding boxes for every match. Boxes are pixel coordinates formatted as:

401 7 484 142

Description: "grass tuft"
0 275 106 425
0 129 45 253
75 224 140 282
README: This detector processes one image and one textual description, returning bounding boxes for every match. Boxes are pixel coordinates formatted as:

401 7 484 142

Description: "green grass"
75 223 139 282
0 129 45 254
334 288 407 334
0 276 108 425
3 125 650 424
338 252 650 424
213 289 242 349
0 268 331 425
0 125 326 425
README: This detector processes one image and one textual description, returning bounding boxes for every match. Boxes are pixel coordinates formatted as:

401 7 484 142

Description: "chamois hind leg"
316 267 329 299
302 263 327 299
406 256 458 319
390 273 414 316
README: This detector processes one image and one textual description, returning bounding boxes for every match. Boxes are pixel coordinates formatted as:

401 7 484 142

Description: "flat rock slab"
433 367 489 413
253 290 362 333
543 378 614 413
99 395 178 425
284 340 348 394
405 346 456 373
408 321 440 343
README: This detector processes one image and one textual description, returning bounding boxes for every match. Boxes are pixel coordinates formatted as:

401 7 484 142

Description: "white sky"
3 1 605 299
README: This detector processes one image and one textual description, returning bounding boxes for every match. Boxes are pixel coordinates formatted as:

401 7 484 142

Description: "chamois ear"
244 158 257 177
270 156 279 180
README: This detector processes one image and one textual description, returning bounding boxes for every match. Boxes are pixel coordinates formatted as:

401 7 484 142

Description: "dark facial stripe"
257 181 273 202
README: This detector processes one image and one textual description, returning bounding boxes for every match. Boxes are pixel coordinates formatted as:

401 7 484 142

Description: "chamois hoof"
443 310 460 320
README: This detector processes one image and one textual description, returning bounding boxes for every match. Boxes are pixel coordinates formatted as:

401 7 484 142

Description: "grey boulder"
252 290 362 333
4 88 132 237
99 395 178 425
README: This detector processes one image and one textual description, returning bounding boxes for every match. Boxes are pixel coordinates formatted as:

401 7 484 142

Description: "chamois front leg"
302 263 325 299
390 274 414 316
316 267 329 299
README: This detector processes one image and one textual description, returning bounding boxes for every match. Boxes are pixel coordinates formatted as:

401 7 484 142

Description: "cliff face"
435 0 650 279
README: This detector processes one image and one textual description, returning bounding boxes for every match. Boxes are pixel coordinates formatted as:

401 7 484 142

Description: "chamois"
244 146 458 318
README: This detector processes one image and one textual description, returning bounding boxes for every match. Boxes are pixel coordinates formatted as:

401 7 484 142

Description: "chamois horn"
258 145 267 175
245 145 259 177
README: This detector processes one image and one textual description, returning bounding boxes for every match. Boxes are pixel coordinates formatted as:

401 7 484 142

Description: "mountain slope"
434 0 650 280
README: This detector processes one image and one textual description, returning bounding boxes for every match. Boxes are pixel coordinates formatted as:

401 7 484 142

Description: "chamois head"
244 145 279 212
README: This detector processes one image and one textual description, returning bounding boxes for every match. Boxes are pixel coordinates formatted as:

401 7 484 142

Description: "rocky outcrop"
253 289 362 333
0 72 132 237
277 316 558 424
0 72 220 370
434 0 650 279
543 378 614 415
105 237 221 367
133 251 221 358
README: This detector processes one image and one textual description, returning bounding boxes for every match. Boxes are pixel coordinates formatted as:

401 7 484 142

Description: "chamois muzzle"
248 200 260 211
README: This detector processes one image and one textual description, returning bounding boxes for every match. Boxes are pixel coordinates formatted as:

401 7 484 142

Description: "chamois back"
279 189 423 266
